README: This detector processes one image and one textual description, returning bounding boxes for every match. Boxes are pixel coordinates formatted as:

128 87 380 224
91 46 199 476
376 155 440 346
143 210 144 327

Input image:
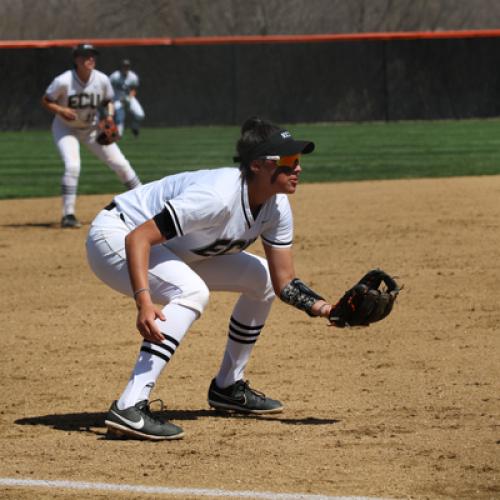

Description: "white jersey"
45 69 114 129
109 70 140 101
112 167 293 263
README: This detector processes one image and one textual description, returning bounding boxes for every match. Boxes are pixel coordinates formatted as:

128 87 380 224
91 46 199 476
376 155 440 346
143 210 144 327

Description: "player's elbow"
41 96 50 109
273 282 284 297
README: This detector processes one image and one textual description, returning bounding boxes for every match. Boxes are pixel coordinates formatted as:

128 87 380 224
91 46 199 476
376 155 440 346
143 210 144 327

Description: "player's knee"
248 258 275 302
63 163 80 180
172 280 210 315
262 275 275 303
109 160 134 180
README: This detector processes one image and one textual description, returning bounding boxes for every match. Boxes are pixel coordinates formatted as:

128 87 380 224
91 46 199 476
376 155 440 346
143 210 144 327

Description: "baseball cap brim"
261 136 315 157
234 129 315 163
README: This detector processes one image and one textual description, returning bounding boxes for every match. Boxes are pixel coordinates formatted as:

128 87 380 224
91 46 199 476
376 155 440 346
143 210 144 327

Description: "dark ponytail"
236 116 281 179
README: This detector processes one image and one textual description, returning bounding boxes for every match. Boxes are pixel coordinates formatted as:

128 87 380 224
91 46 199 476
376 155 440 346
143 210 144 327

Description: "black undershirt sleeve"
153 207 178 240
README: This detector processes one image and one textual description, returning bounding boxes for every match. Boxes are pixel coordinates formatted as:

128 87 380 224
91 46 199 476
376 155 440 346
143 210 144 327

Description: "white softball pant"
86 208 275 320
114 97 145 135
87 207 277 391
52 118 140 186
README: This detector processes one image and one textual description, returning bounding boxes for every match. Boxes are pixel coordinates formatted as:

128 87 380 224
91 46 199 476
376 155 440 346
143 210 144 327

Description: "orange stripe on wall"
172 30 500 45
2 29 500 49
0 38 173 49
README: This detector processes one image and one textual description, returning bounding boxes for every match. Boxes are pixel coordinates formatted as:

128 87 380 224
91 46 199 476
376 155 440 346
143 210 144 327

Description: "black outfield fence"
2 31 500 130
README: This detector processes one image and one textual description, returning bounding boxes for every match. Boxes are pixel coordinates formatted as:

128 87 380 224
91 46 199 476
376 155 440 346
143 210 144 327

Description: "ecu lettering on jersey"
45 69 114 129
68 93 102 109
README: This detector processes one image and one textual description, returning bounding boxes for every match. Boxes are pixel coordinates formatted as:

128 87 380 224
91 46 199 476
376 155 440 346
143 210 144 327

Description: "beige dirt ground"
0 176 499 500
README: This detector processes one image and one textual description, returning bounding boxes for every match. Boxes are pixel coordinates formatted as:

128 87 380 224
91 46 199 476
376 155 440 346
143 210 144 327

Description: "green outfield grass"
1 118 500 199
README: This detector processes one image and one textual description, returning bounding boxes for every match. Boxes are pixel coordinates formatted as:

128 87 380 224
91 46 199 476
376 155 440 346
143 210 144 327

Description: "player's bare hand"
311 300 333 318
59 107 77 121
136 303 166 342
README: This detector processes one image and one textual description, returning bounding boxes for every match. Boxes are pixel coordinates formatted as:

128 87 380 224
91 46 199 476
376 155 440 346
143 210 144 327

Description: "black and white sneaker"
105 399 184 440
208 379 284 414
61 214 82 228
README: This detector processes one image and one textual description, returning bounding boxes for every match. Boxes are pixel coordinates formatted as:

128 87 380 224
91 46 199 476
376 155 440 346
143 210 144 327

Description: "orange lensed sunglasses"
261 154 301 167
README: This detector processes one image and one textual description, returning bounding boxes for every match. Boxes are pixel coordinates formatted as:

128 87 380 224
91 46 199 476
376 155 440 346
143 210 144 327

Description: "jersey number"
192 238 257 257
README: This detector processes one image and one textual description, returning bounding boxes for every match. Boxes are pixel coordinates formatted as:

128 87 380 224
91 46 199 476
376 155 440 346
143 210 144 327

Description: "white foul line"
0 477 386 500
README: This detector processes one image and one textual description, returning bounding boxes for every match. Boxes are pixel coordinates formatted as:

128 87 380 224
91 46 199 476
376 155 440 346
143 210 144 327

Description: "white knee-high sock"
215 325 261 388
61 173 79 216
215 296 272 389
117 303 198 409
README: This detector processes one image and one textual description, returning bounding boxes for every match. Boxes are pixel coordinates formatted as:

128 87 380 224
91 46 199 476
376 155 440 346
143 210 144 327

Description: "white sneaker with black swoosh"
208 379 284 414
105 399 184 440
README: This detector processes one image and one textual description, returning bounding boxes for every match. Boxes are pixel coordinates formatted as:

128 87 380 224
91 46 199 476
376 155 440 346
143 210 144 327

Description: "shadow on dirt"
1 222 62 229
15 409 339 437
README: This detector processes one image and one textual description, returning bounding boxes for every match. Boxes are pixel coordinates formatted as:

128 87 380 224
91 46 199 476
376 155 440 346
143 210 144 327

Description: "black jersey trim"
261 234 293 246
240 179 252 229
153 207 178 240
165 201 184 236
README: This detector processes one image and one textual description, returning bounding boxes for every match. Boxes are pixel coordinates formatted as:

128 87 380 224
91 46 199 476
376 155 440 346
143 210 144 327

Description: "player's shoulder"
179 167 240 208
207 168 244 208
196 167 240 189
109 70 120 79
93 69 111 82
46 70 72 91
52 69 72 82
263 193 292 219
275 193 292 209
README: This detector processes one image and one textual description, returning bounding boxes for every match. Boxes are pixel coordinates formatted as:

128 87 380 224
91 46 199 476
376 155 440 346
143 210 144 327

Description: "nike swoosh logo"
111 410 145 429
211 389 246 406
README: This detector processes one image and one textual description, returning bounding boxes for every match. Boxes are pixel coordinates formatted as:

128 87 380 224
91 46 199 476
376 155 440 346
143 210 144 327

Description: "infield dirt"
0 176 499 499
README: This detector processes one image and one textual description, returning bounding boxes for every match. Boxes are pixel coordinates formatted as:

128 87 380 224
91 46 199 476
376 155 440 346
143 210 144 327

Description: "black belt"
104 201 116 211
104 200 125 222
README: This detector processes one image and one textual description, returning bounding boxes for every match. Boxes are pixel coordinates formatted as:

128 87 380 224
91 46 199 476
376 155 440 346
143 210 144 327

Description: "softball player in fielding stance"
42 43 141 229
109 59 145 137
86 117 335 440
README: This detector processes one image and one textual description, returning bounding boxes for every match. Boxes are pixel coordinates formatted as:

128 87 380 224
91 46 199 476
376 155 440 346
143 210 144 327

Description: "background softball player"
109 59 145 138
86 116 339 441
41 44 141 228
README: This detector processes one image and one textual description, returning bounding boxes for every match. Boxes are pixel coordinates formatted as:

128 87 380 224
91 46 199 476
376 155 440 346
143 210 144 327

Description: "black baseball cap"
234 129 315 163
73 43 99 57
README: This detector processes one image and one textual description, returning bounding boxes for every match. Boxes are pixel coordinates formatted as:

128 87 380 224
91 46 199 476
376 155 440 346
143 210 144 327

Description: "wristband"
279 278 324 316
318 303 330 317
133 287 150 299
